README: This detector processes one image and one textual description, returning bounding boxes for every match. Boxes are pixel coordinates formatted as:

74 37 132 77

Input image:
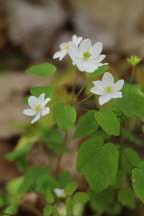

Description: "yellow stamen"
35 105 41 112
62 45 69 50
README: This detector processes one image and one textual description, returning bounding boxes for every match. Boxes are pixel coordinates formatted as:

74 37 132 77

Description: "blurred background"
0 0 144 211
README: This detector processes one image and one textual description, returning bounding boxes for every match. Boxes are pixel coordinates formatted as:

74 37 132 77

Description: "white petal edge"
102 72 114 86
31 112 41 124
23 109 37 116
41 107 50 116
91 42 103 57
90 87 105 95
53 50 67 60
72 35 83 45
39 93 45 105
114 80 124 91
79 39 92 52
99 94 111 105
110 91 122 98
28 96 39 108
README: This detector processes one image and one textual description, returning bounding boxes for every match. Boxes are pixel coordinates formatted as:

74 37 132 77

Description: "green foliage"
30 86 54 98
113 170 126 189
5 145 32 172
132 161 144 203
40 127 64 154
123 128 144 147
121 147 141 174
43 205 53 216
66 197 73 216
73 111 98 139
53 102 77 131
127 56 141 66
90 188 115 214
112 84 144 122
46 190 55 204
36 175 57 194
86 65 109 77
76 136 119 192
57 171 71 188
118 187 134 206
95 108 120 136
26 62 56 78
74 192 89 204
64 182 78 196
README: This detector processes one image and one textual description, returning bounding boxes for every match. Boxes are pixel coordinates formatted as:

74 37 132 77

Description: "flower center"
106 86 112 93
83 51 91 60
35 104 41 112
62 45 69 50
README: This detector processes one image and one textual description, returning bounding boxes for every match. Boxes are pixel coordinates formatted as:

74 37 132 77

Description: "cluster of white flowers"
53 35 107 73
23 34 124 123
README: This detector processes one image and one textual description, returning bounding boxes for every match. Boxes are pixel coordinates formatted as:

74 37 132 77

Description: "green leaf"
3 201 18 214
123 128 144 147
46 191 55 204
5 145 32 161
26 62 56 78
74 192 89 204
76 136 119 192
86 65 109 77
95 108 120 136
53 102 77 131
118 187 134 206
90 188 115 214
113 169 126 189
112 84 144 122
40 127 64 154
121 147 141 174
57 171 71 188
64 182 78 196
30 86 54 98
132 161 144 203
73 111 98 139
36 175 58 194
66 197 73 215
43 205 53 216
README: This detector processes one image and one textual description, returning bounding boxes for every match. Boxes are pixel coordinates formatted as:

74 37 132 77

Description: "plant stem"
76 77 88 98
119 121 124 169
77 94 93 104
130 65 135 84
71 69 78 105
0 213 15 216
55 131 68 178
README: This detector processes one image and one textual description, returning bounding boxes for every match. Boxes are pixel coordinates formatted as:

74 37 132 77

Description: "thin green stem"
76 77 88 98
55 131 68 178
119 121 124 169
77 94 93 104
130 65 135 84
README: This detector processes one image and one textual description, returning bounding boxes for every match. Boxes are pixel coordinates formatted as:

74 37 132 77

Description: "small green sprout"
127 56 141 66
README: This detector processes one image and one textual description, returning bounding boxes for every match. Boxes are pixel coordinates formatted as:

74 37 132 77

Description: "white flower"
90 72 124 105
68 39 107 73
23 93 51 124
53 34 83 61
54 188 66 198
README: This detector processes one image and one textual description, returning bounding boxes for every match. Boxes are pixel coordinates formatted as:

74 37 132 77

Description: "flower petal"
99 94 111 105
60 42 68 50
102 72 114 86
90 42 103 58
72 35 83 45
53 50 67 60
79 39 92 53
28 96 39 108
23 109 36 116
90 86 105 95
39 93 45 105
84 62 98 73
114 80 124 91
110 91 122 98
92 80 102 86
91 54 106 63
31 112 40 124
41 107 50 116
43 98 51 108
